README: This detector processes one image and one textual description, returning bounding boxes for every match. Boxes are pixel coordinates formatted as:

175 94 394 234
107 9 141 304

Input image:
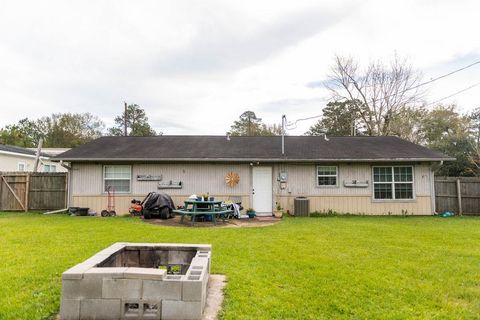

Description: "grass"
1 213 480 319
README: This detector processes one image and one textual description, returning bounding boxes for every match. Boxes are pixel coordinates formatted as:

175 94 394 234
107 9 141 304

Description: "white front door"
252 166 273 216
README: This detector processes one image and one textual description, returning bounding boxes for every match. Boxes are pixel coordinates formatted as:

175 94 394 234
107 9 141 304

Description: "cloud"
152 6 348 75
305 81 325 89
258 97 331 113
0 0 479 137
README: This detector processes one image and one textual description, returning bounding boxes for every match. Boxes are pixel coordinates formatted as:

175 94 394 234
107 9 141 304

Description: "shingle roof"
54 136 453 162
0 144 50 157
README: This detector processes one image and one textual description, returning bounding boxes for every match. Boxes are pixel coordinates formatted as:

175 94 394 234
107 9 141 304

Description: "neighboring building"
0 144 67 172
54 136 453 215
27 147 71 158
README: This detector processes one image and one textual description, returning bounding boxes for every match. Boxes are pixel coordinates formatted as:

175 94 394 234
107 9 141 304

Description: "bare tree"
326 54 424 136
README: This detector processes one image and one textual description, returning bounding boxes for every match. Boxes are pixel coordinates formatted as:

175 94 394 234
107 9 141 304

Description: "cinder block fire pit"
60 243 211 320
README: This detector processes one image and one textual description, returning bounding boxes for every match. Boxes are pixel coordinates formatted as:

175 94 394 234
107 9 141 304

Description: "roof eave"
52 157 455 163
0 150 50 159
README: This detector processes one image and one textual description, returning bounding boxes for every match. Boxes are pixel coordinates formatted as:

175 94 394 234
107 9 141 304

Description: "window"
373 166 413 200
44 165 56 172
18 162 26 171
104 165 131 193
317 166 337 186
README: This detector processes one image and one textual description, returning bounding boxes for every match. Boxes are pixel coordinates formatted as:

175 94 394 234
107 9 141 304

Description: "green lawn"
1 213 480 319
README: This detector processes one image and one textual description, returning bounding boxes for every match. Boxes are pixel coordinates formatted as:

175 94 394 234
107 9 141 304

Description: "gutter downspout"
60 160 71 170
60 161 72 209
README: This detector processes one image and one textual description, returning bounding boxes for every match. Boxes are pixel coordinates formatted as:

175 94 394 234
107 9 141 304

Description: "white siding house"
0 145 67 172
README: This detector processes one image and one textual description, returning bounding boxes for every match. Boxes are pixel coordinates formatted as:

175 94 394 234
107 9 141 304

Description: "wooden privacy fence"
435 176 480 215
0 172 67 211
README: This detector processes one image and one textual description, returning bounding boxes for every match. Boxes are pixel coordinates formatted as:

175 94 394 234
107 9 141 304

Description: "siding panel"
132 163 250 195
71 163 103 194
276 195 432 215
273 163 432 196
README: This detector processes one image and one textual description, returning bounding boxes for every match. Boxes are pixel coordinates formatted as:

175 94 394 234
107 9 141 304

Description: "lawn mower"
129 192 175 219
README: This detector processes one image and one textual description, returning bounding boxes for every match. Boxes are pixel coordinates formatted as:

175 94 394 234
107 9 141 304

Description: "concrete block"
138 250 155 268
155 250 169 265
161 300 202 320
124 244 154 250
143 279 182 300
140 249 168 267
60 298 80 320
62 262 92 280
202 277 209 310
122 300 143 319
190 257 210 274
83 253 112 267
62 278 103 299
83 267 127 279
124 250 140 267
142 301 162 320
182 279 203 302
189 257 208 268
115 252 125 267
168 250 196 265
196 251 211 259
164 275 184 281
121 243 211 252
96 242 126 256
103 279 142 299
124 267 166 280
121 299 162 320
98 252 124 267
80 298 121 320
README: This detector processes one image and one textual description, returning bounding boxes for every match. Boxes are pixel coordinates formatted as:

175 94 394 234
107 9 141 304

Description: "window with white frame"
18 162 26 171
317 165 338 186
44 164 56 172
373 166 414 200
103 165 131 193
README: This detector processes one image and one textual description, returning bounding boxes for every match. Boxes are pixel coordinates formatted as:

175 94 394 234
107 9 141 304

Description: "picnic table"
173 199 233 226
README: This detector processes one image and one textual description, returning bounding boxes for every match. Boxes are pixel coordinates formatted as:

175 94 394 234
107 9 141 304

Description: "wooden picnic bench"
173 199 233 226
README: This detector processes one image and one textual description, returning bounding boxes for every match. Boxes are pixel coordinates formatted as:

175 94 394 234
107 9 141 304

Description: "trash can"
294 197 309 217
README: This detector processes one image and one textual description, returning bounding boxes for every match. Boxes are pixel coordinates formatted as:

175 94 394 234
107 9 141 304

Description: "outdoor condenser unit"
294 196 310 217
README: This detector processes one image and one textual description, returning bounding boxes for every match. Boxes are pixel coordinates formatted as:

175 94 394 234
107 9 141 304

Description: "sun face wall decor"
225 171 240 187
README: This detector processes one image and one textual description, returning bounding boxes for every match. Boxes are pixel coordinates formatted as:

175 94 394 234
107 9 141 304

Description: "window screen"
317 166 337 186
104 165 131 193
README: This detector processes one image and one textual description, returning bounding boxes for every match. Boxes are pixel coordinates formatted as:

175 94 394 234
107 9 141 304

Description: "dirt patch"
143 215 282 228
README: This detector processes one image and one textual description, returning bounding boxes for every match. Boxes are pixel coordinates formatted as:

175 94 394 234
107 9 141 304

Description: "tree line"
303 54 480 177
0 104 156 148
306 102 479 176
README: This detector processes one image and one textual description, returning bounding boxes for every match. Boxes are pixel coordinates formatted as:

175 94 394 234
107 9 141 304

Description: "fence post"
25 173 30 212
456 178 463 216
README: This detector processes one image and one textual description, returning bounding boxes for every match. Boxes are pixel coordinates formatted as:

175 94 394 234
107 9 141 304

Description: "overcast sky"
0 0 479 135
